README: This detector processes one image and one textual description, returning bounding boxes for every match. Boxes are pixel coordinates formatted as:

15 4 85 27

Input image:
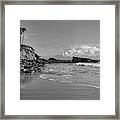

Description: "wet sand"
20 74 100 100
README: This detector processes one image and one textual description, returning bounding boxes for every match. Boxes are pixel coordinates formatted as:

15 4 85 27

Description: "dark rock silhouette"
47 57 99 64
72 57 100 63
47 58 72 64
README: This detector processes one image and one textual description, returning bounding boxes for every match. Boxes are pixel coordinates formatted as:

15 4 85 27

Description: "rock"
20 44 45 74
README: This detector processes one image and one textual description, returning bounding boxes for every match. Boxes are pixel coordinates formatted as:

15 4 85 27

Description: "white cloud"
63 44 100 59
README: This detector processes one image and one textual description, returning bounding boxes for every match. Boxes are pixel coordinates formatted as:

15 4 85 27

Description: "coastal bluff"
20 44 45 73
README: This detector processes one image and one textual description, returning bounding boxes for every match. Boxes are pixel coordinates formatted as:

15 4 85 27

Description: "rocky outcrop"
20 44 45 73
72 57 100 63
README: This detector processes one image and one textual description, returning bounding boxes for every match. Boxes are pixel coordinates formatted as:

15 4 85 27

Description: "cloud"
63 44 100 59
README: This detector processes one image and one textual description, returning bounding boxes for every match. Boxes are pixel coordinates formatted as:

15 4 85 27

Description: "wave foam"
75 62 100 67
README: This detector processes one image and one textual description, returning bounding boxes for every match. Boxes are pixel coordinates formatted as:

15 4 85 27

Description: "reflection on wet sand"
20 73 32 85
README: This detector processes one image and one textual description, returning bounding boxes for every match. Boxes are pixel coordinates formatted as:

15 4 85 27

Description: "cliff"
20 44 45 73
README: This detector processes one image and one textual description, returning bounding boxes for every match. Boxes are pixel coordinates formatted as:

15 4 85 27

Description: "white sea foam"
80 83 100 89
49 78 55 81
39 75 46 79
39 74 57 81
75 62 100 67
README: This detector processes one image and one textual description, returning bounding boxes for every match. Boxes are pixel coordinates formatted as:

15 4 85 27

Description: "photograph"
1 1 118 119
20 20 100 100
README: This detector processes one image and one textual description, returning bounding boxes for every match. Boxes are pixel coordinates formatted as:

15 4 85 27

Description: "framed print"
0 0 119 119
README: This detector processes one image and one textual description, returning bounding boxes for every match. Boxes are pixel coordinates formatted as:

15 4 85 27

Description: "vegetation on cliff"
20 44 45 73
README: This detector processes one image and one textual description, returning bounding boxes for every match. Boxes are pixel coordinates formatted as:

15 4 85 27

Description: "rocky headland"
20 44 45 74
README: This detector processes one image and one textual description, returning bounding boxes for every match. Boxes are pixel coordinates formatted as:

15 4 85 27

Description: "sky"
20 20 100 58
